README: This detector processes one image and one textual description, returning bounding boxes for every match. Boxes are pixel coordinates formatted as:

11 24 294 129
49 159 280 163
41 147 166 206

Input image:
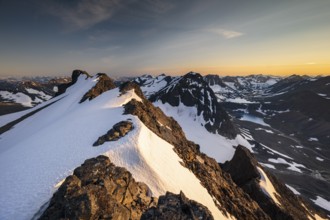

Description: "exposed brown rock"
122 94 270 219
141 191 214 220
222 145 260 186
93 120 134 146
39 155 157 220
119 81 145 100
222 145 327 220
80 73 116 103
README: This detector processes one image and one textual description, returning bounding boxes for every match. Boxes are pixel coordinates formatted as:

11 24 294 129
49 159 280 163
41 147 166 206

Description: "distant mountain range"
0 71 329 219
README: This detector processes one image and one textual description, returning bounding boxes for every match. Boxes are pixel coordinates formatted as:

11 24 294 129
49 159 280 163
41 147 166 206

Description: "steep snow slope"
154 101 253 163
0 75 228 220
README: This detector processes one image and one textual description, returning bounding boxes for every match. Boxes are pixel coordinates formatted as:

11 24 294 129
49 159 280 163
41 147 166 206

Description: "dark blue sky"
1 0 330 77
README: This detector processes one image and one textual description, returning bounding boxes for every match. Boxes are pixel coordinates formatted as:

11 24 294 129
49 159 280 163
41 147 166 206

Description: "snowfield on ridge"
0 75 228 220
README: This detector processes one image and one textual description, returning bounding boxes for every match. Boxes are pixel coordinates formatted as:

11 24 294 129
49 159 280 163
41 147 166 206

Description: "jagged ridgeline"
0 70 327 220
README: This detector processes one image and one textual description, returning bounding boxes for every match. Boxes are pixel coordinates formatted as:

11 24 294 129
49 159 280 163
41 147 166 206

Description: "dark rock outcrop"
141 191 214 220
149 72 237 139
222 145 325 220
119 81 145 99
122 90 270 219
39 156 157 220
56 70 91 96
204 74 228 88
93 120 134 146
222 145 260 186
80 73 116 103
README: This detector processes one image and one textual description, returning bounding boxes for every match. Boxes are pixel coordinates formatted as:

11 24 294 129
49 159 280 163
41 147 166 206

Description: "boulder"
39 156 157 220
93 120 134 146
141 191 214 220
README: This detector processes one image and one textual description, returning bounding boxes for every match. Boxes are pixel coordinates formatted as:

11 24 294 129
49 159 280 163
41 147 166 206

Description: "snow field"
154 101 254 163
0 75 230 220
0 91 34 107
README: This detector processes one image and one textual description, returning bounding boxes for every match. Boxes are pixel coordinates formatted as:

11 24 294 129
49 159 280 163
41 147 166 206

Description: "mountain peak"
148 72 237 138
183 71 203 79
80 73 116 103
72 69 91 83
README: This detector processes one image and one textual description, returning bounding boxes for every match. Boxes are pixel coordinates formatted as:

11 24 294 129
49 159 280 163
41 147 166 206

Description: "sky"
0 0 330 77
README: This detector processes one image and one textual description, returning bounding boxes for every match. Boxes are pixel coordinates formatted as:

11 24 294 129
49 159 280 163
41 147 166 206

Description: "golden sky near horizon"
0 0 329 77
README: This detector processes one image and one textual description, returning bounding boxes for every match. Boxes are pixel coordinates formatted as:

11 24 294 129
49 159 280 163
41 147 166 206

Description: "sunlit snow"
312 196 330 212
0 75 229 220
257 167 281 206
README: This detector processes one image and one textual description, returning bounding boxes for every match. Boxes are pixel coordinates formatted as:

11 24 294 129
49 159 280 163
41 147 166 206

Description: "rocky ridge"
222 145 326 220
149 72 237 138
35 71 326 220
39 155 157 220
39 156 215 220
121 82 270 219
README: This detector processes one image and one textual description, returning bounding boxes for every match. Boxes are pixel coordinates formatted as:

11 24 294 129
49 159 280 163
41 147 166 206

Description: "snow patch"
312 196 330 212
308 137 319 142
257 167 281 206
285 184 300 195
240 114 270 127
260 143 293 159
316 157 324 162
255 128 274 134
226 97 256 104
260 163 275 169
0 91 33 107
53 86 58 92
25 88 52 100
268 158 305 173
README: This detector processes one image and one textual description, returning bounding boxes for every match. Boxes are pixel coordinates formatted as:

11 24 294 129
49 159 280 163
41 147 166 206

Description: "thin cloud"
210 28 244 39
48 0 123 31
144 0 174 14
